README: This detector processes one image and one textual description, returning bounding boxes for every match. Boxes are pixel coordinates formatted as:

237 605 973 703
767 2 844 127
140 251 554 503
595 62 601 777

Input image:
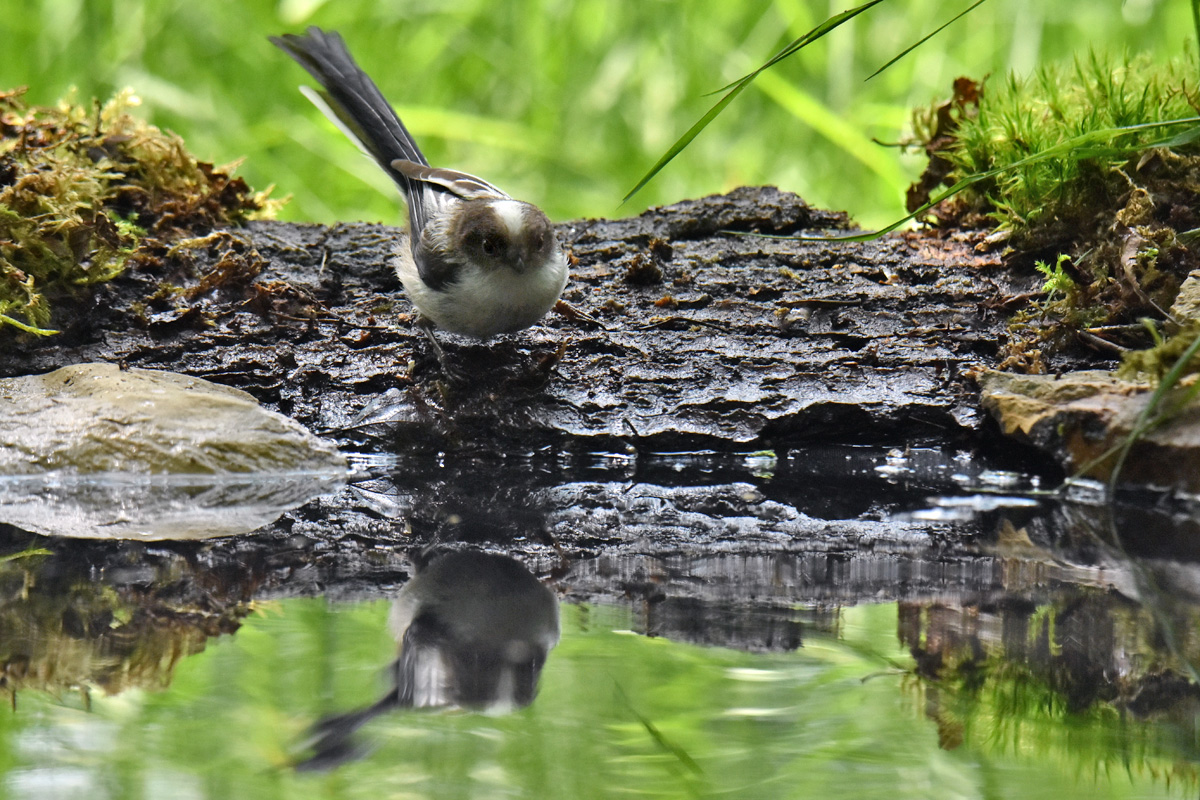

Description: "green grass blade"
614 682 704 777
1193 0 1200 75
0 547 53 563
1151 123 1200 148
865 0 988 81
1063 321 1200 489
1107 329 1200 489
707 0 890 96
622 81 750 204
0 314 59 336
623 0 888 203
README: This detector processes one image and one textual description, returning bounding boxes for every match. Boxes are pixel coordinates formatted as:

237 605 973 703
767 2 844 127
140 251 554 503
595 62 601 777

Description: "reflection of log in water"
296 549 560 771
898 494 1200 723
1 442 1198 780
0 531 255 700
898 585 1200 782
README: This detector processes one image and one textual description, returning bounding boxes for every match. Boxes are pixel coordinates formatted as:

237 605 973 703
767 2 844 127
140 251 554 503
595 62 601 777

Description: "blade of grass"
1106 330 1200 490
0 547 53 563
1193 0 1200 75
706 0 889 96
622 0 887 204
865 0 988 81
614 681 703 777
0 314 59 336
1061 329 1200 489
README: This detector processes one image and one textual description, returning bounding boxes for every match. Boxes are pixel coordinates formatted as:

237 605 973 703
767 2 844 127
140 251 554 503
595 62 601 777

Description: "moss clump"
909 53 1200 370
0 87 276 336
1118 320 1200 381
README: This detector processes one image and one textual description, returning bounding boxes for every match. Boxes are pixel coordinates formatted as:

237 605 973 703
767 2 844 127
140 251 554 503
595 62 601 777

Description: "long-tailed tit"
271 27 569 341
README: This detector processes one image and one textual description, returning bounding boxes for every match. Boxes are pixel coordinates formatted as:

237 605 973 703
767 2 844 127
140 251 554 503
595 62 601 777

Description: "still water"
0 447 1197 799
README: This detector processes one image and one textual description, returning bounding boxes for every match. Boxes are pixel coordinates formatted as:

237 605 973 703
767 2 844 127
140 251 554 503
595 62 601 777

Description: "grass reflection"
901 593 1200 794
0 598 1193 798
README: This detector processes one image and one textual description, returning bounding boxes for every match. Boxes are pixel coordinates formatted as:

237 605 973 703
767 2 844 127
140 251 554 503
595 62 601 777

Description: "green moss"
0 87 277 336
912 53 1200 368
936 52 1199 238
1118 320 1200 382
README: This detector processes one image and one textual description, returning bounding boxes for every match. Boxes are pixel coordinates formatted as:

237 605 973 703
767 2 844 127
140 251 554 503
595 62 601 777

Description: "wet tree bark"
0 186 1037 453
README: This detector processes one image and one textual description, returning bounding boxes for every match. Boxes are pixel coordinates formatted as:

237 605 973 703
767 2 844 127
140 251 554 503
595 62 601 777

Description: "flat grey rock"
0 363 347 538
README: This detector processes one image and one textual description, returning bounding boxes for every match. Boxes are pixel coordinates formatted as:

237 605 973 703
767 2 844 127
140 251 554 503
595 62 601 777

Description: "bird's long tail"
271 27 430 227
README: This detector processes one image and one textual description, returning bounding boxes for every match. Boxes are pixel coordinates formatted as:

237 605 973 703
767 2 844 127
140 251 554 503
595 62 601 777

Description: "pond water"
0 446 1197 799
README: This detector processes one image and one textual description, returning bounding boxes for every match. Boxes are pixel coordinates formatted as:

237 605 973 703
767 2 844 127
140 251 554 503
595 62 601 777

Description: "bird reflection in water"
296 549 560 770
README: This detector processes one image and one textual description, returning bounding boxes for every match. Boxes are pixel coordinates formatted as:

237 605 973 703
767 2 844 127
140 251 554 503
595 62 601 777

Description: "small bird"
270 27 569 346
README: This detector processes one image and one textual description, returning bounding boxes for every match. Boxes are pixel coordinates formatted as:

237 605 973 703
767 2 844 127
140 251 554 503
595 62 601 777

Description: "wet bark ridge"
1 186 1032 452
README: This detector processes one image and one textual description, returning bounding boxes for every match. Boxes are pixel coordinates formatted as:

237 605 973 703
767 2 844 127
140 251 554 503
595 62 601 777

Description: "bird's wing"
391 159 510 201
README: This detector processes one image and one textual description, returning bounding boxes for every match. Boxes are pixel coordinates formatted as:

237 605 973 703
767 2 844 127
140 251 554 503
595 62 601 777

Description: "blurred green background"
0 0 1192 228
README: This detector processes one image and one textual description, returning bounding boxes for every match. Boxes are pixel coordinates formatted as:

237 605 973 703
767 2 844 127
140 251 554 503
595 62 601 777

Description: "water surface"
0 447 1196 799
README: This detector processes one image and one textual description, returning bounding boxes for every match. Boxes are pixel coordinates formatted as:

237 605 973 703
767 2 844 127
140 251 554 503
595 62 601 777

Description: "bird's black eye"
481 237 498 256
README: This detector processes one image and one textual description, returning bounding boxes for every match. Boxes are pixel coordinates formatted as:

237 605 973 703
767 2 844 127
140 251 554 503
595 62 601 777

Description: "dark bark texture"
0 186 1035 455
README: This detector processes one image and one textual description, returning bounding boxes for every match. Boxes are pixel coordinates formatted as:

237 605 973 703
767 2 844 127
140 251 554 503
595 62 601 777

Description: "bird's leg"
416 317 468 383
